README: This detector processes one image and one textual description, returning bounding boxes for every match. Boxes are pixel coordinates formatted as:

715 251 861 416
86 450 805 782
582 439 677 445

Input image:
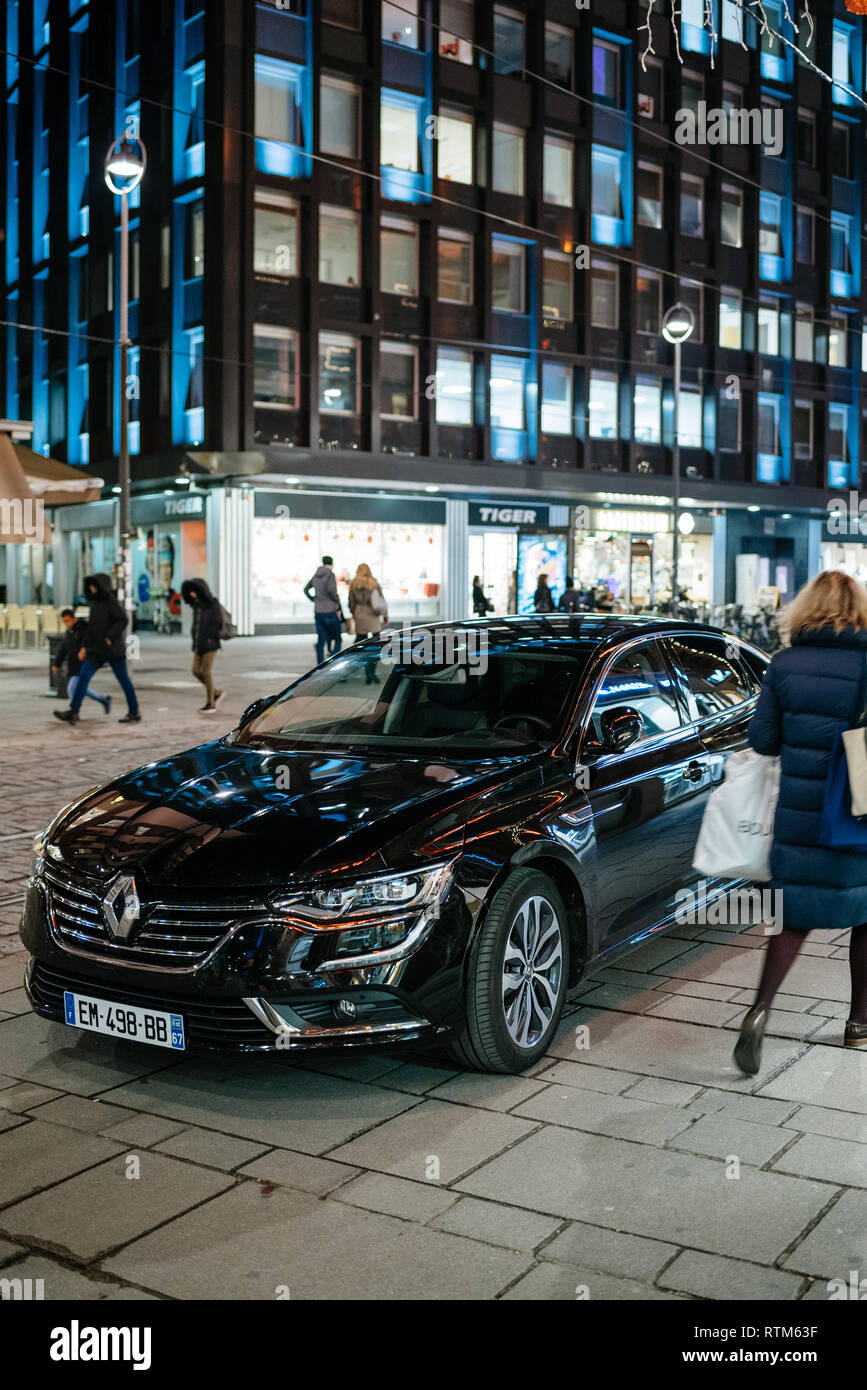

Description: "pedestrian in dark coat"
533 575 555 613
558 577 581 614
181 579 224 713
53 573 140 724
52 609 110 714
734 570 867 1073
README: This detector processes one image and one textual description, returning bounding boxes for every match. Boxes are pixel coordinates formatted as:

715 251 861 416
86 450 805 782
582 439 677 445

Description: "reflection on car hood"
47 739 532 888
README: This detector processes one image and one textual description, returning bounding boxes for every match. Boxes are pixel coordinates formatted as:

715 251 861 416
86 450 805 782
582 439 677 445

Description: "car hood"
46 739 537 889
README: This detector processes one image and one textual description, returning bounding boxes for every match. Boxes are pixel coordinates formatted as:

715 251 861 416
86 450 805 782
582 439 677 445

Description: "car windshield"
237 632 595 756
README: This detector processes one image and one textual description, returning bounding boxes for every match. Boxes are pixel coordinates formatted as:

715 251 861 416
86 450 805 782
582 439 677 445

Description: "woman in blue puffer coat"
736 570 867 1073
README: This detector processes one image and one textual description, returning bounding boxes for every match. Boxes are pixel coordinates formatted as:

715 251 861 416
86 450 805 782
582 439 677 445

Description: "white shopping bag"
692 749 780 883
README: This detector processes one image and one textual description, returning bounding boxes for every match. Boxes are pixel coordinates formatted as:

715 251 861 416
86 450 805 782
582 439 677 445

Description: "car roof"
406 615 740 644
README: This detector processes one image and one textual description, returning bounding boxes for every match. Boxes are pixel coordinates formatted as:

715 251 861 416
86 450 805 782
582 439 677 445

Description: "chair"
3 604 22 647
40 608 63 642
21 605 42 649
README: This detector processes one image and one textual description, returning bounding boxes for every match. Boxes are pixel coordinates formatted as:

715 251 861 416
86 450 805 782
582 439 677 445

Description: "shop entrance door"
468 530 517 617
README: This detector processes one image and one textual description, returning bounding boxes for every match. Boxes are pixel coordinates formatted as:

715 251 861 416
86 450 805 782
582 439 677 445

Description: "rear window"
667 634 756 717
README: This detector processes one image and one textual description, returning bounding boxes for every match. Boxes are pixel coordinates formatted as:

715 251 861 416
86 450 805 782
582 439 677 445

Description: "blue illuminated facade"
0 0 865 532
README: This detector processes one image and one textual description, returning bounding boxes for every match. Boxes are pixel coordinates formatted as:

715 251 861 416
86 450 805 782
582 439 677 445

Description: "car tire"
449 869 570 1074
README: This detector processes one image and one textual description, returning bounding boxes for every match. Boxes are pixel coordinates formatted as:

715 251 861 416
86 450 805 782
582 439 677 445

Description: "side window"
739 646 768 689
667 634 755 718
589 641 682 746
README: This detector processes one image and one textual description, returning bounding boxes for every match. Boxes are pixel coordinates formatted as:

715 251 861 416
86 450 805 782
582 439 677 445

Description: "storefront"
468 501 571 615
129 492 207 632
252 490 446 630
572 507 714 611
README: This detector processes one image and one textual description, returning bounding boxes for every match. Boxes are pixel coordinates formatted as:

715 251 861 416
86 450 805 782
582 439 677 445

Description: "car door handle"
682 761 704 783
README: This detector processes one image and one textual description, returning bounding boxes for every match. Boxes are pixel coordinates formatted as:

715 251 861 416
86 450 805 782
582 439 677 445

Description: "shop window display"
252 516 444 626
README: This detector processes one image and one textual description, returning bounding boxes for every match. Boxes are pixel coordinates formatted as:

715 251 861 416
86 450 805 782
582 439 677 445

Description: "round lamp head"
104 137 147 196
662 302 696 345
677 511 696 535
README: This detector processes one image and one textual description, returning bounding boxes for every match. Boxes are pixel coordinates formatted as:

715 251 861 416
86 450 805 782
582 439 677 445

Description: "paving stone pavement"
0 637 865 1301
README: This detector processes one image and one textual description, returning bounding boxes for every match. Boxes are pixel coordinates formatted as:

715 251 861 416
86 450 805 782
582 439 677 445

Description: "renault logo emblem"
103 874 140 940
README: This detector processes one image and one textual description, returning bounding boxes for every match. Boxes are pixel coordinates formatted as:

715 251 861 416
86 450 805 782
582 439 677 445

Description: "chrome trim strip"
243 995 430 1044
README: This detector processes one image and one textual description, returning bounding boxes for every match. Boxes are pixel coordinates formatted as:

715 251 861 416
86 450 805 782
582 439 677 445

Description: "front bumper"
20 875 476 1054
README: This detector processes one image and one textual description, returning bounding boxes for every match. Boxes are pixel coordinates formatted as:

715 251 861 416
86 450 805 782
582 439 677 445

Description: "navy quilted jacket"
748 625 867 931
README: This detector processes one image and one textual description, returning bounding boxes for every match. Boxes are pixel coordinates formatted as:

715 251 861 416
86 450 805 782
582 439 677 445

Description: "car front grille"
43 862 269 969
29 961 276 1049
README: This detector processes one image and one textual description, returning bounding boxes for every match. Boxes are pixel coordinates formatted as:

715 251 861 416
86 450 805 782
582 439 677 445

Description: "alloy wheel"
501 895 564 1049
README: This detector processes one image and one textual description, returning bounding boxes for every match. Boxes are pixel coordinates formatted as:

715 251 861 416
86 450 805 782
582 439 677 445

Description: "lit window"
678 386 702 449
757 301 780 357
381 92 420 172
321 76 360 159
254 326 298 409
794 305 814 362
679 280 703 343
435 347 473 425
757 394 781 456
759 193 782 258
719 290 742 350
543 134 573 207
440 0 473 63
541 362 572 434
492 123 525 195
588 372 618 439
319 333 359 413
184 200 204 280
381 342 417 418
831 213 854 286
591 146 626 234
829 316 848 368
382 0 418 48
381 216 418 296
828 404 852 487
832 23 853 97
319 206 360 286
491 238 526 314
634 375 662 444
254 55 303 146
592 38 622 107
490 355 526 431
254 193 298 278
437 229 473 304
436 108 473 183
542 249 572 321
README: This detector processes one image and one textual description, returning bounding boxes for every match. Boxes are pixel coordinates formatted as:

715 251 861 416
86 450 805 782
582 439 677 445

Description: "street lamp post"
104 136 146 633
661 302 695 615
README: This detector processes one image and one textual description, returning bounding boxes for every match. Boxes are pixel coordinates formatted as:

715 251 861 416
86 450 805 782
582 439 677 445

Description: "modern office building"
2 0 867 629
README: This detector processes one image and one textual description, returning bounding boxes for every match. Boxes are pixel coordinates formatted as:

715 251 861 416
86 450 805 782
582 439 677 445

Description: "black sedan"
21 617 766 1072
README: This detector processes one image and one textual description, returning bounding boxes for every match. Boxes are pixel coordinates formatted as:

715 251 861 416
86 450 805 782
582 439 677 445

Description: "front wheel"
450 869 570 1073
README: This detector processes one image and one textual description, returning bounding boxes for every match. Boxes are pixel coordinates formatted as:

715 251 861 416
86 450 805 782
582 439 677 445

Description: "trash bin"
47 634 68 698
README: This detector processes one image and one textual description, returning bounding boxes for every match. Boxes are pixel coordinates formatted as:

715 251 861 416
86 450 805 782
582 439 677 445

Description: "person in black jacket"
471 575 493 616
181 579 224 713
52 609 111 714
533 574 556 613
735 570 867 1074
54 573 140 724
558 576 581 614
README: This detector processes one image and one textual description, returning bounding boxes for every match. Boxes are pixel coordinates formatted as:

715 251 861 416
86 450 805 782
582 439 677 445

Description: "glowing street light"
661 303 696 613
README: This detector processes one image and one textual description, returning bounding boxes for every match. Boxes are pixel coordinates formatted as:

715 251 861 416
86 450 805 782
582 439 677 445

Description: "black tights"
755 922 867 1023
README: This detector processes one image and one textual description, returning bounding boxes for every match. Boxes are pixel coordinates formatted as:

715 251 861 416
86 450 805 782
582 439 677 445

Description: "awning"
0 433 53 545
14 444 104 505
183 450 265 478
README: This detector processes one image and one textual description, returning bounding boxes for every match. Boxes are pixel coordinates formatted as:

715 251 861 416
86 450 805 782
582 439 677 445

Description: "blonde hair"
781 570 867 644
349 563 377 593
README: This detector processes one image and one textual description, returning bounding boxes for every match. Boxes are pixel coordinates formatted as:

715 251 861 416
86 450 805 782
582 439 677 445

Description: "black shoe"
53 709 79 724
118 712 141 724
213 690 225 708
103 695 112 716
200 705 216 714
844 1020 867 1047
733 1005 768 1076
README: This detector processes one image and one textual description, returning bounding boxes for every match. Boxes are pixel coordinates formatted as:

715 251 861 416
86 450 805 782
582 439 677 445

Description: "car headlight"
270 861 456 970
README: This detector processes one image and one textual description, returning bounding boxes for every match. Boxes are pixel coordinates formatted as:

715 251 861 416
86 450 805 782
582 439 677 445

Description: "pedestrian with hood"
52 608 111 715
181 579 224 714
348 563 388 684
53 573 140 724
533 573 556 613
304 554 344 665
734 570 867 1074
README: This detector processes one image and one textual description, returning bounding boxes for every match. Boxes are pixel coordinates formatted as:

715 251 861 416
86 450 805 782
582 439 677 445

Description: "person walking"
558 576 581 614
734 570 867 1074
472 575 493 617
52 608 111 715
533 573 556 613
304 555 344 665
181 579 224 714
53 573 140 724
348 564 388 684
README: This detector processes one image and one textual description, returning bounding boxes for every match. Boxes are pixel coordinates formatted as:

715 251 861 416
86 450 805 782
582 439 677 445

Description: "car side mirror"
239 693 279 728
600 705 643 754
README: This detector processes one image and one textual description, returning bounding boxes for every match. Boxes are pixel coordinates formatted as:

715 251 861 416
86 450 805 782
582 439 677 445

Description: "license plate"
62 990 185 1050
